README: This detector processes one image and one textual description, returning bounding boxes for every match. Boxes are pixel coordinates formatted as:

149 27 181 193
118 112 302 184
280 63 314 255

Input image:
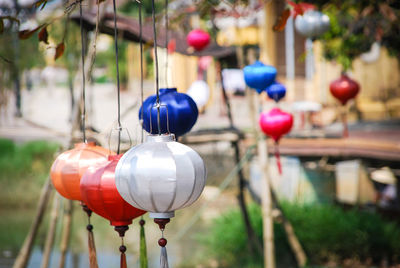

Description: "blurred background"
1 0 400 267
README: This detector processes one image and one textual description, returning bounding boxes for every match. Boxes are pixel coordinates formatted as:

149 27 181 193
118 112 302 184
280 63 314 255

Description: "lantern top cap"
146 133 176 143
74 141 96 148
159 88 177 94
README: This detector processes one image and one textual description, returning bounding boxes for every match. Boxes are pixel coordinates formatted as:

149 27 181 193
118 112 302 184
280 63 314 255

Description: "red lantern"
330 74 360 137
329 74 360 105
80 154 146 268
80 154 146 227
259 108 293 174
50 142 112 201
187 29 210 51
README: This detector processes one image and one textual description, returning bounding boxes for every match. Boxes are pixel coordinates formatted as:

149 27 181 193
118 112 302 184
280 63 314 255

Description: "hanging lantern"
243 61 277 94
139 88 198 137
80 154 146 227
186 80 210 110
80 154 146 268
259 108 293 174
50 142 112 201
329 74 360 105
115 134 206 218
329 74 360 137
115 134 206 268
266 82 286 102
187 29 210 51
295 10 330 38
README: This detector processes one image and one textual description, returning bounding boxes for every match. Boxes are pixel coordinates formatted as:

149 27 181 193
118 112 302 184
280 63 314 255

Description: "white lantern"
295 10 330 38
187 80 210 110
115 134 207 219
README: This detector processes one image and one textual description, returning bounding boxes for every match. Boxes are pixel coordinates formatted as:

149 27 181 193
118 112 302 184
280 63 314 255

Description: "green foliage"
198 202 400 267
0 139 59 180
95 40 129 86
0 139 60 207
281 203 400 264
308 1 400 70
196 205 261 267
118 0 163 18
0 21 45 89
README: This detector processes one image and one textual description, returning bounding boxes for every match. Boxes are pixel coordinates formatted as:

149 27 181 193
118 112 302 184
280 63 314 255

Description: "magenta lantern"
259 108 293 174
329 74 360 105
187 29 210 51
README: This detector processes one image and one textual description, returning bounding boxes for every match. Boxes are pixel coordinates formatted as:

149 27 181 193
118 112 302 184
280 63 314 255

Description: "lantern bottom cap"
149 211 175 219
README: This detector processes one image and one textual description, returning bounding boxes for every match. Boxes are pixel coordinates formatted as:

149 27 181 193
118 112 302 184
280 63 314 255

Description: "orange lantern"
50 142 113 201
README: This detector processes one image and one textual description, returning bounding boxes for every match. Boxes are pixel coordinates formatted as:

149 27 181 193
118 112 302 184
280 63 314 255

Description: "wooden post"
40 193 61 268
257 136 275 268
259 0 277 66
58 200 74 268
239 42 276 266
268 184 307 266
13 177 53 268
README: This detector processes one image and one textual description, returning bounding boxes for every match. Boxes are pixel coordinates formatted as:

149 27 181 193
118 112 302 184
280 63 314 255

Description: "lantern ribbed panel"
80 155 146 226
50 142 111 201
115 135 206 216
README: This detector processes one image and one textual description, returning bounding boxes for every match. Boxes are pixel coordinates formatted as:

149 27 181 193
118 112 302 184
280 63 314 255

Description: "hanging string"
112 0 122 154
164 0 169 88
119 238 127 268
79 1 87 143
138 0 144 143
150 0 161 134
274 141 282 175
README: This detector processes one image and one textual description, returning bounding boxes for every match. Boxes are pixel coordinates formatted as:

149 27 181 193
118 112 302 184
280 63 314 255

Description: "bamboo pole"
257 136 275 268
58 200 74 268
218 60 263 256
268 185 307 266
13 177 53 268
40 193 61 268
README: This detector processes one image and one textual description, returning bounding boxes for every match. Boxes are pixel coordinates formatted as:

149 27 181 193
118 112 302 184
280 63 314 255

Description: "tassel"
140 219 148 268
114 226 129 268
82 204 99 268
87 224 99 268
274 142 282 174
159 240 169 268
154 218 170 268
120 245 127 268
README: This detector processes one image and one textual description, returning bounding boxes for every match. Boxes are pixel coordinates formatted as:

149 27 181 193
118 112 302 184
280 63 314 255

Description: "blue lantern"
243 61 277 94
266 82 286 102
139 88 198 137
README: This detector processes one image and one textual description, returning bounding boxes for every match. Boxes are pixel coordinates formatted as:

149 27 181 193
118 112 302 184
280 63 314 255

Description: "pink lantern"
187 29 210 51
259 108 293 174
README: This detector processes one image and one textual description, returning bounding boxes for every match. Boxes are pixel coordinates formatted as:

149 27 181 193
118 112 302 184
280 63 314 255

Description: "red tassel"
87 225 99 268
274 142 282 174
120 250 127 268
